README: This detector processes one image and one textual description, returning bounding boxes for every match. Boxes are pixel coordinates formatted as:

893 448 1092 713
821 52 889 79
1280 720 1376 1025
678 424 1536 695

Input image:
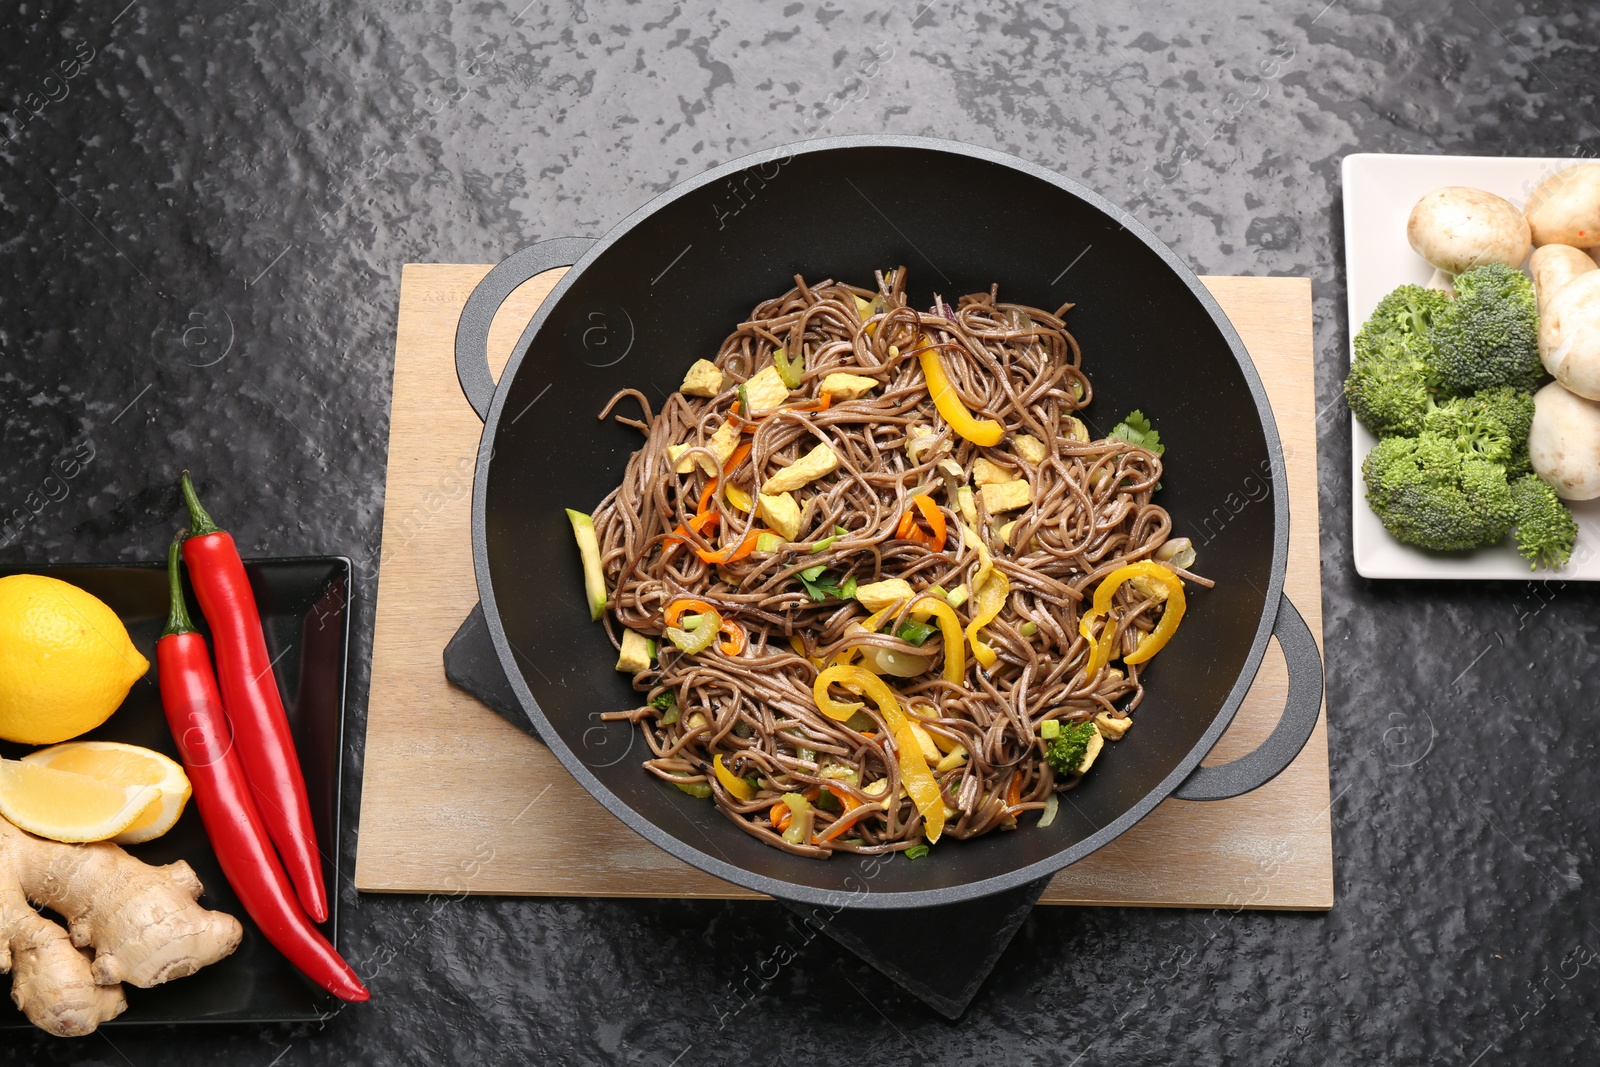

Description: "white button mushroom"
1407 186 1532 275
1530 244 1598 319
1524 164 1600 249
1540 273 1600 400
1530 381 1600 500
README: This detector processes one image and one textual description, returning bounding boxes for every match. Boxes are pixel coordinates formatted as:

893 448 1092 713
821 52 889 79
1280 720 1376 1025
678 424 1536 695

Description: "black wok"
454 136 1322 909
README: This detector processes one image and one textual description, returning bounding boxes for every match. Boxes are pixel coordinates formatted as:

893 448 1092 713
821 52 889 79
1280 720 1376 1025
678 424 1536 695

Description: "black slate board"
0 559 353 1028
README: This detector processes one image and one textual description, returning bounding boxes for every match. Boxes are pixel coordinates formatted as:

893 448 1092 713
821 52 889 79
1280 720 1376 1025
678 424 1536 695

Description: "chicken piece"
679 359 724 398
979 479 1032 513
761 442 840 494
757 492 802 541
819 373 879 401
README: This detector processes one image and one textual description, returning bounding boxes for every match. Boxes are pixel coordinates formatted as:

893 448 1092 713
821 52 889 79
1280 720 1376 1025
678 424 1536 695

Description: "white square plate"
1342 152 1600 580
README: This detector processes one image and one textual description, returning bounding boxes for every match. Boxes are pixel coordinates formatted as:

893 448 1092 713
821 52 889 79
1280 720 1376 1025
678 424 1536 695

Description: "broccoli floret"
1362 433 1516 552
1426 263 1540 394
1045 721 1099 777
1344 285 1451 436
1509 474 1577 570
1422 386 1536 473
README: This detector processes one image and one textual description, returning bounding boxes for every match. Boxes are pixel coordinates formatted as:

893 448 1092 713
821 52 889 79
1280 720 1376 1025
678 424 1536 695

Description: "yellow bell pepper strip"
564 509 608 621
1077 561 1187 675
724 481 754 514
1078 611 1117 678
909 595 965 685
813 670 864 717
713 754 758 801
811 665 945 842
961 523 994 594
914 336 1003 447
1121 564 1186 664
964 569 1010 669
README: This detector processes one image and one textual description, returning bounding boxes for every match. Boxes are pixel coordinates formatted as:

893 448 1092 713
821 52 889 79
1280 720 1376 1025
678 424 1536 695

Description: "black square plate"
0 556 352 1027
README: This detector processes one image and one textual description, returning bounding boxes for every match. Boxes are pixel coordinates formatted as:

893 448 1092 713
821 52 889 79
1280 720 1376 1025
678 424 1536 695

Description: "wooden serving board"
354 267 1331 909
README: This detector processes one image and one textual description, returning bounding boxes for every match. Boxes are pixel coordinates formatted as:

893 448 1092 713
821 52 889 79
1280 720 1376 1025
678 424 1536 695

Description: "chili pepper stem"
179 470 221 536
163 535 198 638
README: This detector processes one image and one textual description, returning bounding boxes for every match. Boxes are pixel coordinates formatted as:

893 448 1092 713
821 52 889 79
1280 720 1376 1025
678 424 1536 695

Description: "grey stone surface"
2 0 1599 1062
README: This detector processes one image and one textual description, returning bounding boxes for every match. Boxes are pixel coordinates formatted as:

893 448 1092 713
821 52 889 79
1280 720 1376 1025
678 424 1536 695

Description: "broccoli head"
1426 263 1540 394
1344 285 1451 436
1422 386 1535 474
1509 474 1577 570
1045 721 1100 778
1362 433 1516 552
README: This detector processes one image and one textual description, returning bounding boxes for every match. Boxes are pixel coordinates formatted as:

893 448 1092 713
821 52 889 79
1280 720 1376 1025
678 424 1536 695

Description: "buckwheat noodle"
593 269 1208 858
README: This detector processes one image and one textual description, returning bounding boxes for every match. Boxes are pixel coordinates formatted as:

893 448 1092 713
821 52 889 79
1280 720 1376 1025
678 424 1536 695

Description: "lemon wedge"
20 741 192 845
0 758 160 843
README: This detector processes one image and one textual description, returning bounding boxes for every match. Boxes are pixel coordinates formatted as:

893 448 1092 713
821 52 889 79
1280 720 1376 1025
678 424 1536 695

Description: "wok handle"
454 237 597 422
1172 594 1323 802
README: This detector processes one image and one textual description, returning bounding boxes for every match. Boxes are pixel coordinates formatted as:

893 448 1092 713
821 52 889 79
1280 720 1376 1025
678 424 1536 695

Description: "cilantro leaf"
796 566 856 601
1109 410 1164 455
895 619 937 646
649 691 679 725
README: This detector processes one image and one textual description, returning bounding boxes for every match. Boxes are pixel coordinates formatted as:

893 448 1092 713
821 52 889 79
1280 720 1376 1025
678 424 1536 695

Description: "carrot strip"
665 598 716 627
663 511 719 550
909 494 946 551
695 527 767 564
817 804 875 843
788 394 833 414
717 618 747 656
823 781 861 813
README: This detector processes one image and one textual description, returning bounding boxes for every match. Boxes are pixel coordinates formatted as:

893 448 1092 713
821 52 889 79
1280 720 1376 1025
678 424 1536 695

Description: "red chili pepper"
157 537 370 1002
180 471 328 923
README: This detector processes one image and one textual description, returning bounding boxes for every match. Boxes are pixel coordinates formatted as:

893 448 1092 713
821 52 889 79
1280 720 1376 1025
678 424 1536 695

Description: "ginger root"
0 816 242 1036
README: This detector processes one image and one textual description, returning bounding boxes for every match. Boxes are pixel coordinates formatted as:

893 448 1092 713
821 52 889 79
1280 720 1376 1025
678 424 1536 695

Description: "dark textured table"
3 1 1598 1062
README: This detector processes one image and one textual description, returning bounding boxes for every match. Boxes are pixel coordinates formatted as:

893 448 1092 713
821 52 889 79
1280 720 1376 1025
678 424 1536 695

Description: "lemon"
22 741 192 845
0 575 149 745
0 759 159 843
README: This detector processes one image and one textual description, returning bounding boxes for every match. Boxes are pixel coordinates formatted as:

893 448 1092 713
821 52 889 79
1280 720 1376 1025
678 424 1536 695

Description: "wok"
453 136 1322 908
